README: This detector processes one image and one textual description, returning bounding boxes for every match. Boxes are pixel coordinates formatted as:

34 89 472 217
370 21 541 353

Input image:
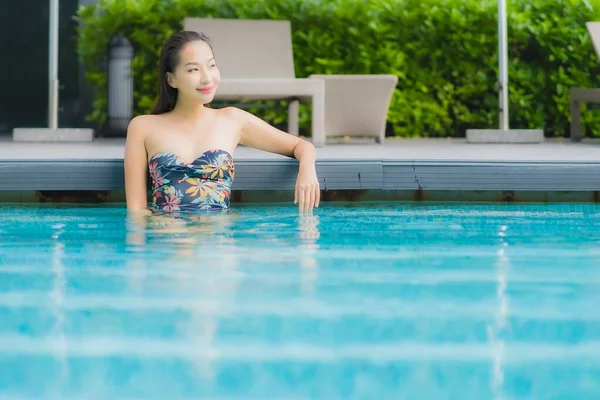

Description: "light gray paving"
2 137 600 162
1 136 600 191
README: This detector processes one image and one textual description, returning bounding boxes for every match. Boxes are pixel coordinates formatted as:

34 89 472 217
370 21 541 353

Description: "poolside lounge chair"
183 17 397 146
570 22 600 141
183 18 324 146
308 74 398 144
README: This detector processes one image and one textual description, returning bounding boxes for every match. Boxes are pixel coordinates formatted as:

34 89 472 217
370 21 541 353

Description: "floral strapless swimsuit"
148 149 235 213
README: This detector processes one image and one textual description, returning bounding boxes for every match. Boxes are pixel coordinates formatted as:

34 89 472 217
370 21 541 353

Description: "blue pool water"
0 202 599 399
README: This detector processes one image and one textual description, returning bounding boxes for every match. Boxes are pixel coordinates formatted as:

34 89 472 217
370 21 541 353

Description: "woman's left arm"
231 107 320 212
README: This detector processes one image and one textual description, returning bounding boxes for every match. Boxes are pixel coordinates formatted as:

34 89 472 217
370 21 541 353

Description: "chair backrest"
183 17 296 79
586 22 600 61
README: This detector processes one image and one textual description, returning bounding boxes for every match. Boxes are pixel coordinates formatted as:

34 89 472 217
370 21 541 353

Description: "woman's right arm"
124 116 150 213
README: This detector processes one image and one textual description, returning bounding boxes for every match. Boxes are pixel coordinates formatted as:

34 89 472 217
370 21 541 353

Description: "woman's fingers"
298 186 306 212
297 183 320 213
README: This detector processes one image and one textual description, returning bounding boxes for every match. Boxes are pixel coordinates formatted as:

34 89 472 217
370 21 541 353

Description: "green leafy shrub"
75 0 600 137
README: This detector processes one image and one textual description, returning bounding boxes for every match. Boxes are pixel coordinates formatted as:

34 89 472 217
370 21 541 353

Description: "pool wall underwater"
0 189 599 205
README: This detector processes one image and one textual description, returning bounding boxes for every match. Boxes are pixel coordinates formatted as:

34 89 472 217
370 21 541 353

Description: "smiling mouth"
197 87 214 94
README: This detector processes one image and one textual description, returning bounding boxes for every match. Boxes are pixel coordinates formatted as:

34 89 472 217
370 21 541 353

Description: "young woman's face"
168 40 220 104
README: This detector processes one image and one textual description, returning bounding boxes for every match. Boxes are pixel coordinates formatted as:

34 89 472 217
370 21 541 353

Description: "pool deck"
1 135 600 201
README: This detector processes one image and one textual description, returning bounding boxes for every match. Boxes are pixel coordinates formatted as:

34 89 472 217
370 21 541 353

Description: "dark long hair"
151 31 213 114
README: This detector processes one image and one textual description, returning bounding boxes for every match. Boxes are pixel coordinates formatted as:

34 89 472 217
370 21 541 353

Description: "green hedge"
76 0 600 138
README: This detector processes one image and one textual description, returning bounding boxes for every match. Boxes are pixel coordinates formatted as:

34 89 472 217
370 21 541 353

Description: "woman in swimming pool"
124 31 320 215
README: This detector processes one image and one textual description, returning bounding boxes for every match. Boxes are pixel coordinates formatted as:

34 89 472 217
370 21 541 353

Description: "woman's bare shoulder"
214 106 247 121
127 114 166 138
212 106 248 136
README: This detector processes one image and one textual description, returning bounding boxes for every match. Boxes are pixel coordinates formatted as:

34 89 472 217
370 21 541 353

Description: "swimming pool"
0 202 599 399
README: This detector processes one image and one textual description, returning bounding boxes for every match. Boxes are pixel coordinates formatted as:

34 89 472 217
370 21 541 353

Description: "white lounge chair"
184 17 397 146
309 74 398 143
184 17 325 146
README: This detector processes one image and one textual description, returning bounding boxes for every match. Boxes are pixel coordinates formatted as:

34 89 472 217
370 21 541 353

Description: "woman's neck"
171 99 210 119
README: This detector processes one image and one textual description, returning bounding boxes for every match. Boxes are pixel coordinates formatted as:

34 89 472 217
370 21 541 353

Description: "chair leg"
288 100 299 136
311 82 326 148
570 99 582 141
